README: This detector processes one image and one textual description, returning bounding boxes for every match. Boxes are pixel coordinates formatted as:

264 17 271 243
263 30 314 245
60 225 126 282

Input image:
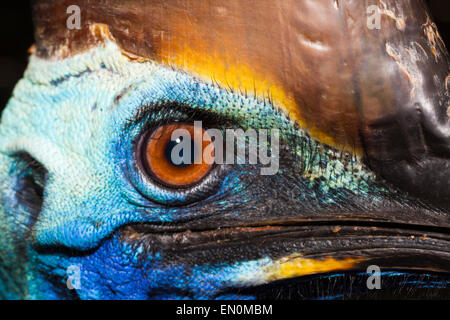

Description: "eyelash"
127 101 237 137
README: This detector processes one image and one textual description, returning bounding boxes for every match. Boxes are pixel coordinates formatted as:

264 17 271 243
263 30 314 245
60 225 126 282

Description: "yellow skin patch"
234 255 366 286
263 255 365 282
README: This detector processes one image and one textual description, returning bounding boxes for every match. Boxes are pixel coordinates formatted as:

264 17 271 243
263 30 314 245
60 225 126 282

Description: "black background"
0 1 449 113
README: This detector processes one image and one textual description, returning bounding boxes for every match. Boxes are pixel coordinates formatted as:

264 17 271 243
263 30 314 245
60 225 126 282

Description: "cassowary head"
0 0 449 299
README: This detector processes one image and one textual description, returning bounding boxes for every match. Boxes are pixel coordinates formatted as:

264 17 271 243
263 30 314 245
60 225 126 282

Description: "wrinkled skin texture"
0 0 450 299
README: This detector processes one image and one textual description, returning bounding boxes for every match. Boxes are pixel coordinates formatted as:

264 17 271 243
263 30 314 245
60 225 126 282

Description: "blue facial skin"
0 41 443 299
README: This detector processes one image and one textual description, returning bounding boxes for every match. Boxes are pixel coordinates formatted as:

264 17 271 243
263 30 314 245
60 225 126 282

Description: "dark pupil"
165 136 196 167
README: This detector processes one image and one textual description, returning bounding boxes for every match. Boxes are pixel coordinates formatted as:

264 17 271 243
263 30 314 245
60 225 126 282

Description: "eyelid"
125 101 239 140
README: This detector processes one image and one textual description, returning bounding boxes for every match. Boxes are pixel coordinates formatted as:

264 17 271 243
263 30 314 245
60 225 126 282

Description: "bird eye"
140 123 215 188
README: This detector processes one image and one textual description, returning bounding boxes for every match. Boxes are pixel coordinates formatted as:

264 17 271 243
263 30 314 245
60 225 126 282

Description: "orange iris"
143 124 215 188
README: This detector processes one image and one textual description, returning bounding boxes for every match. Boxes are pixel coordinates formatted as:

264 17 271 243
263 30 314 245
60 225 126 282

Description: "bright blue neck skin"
0 41 439 299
